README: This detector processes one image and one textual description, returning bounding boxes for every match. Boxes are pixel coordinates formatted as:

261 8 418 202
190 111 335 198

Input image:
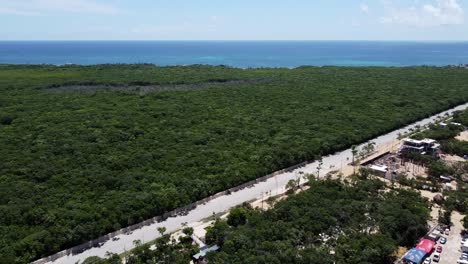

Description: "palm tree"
316 157 323 178
157 227 166 236
351 145 358 174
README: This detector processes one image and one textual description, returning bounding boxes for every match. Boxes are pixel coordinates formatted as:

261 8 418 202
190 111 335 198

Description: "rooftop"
193 245 220 260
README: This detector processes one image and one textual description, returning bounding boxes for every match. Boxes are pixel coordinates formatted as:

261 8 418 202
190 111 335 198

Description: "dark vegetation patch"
0 115 15 125
40 78 273 94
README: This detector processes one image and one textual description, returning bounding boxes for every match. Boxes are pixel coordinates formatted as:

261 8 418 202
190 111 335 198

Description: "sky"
0 0 467 41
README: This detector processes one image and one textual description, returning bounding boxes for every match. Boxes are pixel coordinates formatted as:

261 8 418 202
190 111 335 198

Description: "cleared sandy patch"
443 154 466 162
456 131 468 142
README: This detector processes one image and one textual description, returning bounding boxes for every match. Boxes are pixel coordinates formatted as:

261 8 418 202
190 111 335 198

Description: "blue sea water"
0 41 468 68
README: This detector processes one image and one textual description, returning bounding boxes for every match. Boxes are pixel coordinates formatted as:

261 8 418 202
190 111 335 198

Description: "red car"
436 246 443 253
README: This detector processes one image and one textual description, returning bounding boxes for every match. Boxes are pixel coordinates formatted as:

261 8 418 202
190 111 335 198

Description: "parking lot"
424 211 464 264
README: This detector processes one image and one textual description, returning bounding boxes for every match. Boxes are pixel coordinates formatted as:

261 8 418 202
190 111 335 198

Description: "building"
404 248 426 264
400 138 441 157
443 183 453 191
193 245 220 264
440 175 453 182
416 239 435 254
368 164 388 178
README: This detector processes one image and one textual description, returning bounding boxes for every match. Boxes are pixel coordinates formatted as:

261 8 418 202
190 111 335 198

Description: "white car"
433 253 441 262
424 257 432 264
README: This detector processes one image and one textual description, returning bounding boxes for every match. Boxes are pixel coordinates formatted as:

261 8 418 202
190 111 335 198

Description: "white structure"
428 230 441 241
400 138 440 156
443 183 453 191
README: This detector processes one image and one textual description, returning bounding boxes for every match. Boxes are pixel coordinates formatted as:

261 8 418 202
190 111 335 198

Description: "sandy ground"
399 162 428 179
443 154 467 163
38 103 468 264
456 131 468 142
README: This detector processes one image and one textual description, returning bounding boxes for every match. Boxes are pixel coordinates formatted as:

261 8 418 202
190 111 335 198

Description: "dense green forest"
1 64 468 263
207 178 429 264
86 178 430 264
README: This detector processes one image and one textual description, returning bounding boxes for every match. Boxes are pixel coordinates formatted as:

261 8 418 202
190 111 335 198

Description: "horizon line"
2 39 468 42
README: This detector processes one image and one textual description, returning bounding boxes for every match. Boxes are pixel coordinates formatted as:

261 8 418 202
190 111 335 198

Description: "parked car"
445 229 450 235
433 253 441 262
440 237 447 244
424 257 432 264
436 246 443 253
112 237 120 241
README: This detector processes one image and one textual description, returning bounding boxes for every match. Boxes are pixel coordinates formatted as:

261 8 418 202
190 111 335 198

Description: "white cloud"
381 0 464 27
132 21 218 37
360 4 370 14
0 0 118 16
0 6 40 16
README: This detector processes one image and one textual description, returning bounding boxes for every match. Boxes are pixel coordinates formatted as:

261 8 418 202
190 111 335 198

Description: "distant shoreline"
1 41 467 67
1 63 467 70
2 40 468 43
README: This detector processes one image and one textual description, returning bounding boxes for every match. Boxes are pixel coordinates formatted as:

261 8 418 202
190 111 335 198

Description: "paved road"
40 103 468 264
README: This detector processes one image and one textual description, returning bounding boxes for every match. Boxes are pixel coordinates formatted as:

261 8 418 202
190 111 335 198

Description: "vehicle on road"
433 253 441 262
440 237 447 244
444 229 450 235
436 246 442 253
112 237 120 241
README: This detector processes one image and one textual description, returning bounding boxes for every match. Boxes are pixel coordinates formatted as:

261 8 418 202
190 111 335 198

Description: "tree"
351 145 358 174
359 167 372 180
428 161 454 178
157 227 167 236
182 227 194 237
438 210 452 226
463 216 468 230
316 157 323 178
336 233 397 264
286 179 297 193
82 256 106 264
205 219 229 245
227 207 248 227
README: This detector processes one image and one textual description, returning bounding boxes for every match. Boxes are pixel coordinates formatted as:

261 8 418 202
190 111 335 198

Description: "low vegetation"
1 65 468 263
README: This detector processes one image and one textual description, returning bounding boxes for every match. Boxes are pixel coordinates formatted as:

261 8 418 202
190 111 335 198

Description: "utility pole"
261 192 264 210
275 176 278 195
